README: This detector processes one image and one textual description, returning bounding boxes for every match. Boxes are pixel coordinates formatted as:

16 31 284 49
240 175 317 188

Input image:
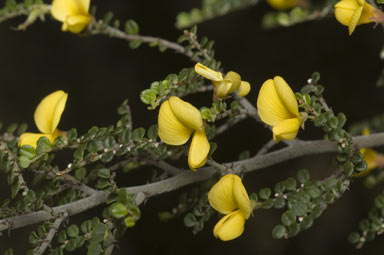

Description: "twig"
256 139 277 156
213 113 247 138
33 211 68 255
2 132 384 232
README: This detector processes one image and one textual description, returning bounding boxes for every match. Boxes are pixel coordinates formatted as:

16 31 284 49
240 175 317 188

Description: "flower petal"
359 2 374 24
238 81 251 97
51 0 79 22
64 15 91 33
233 175 251 219
19 133 54 148
168 96 203 131
208 174 237 214
273 76 299 117
348 6 363 35
74 0 90 13
213 210 246 241
188 130 210 169
225 71 241 94
194 63 223 81
257 79 293 126
272 117 301 141
158 100 193 145
214 80 232 98
34 90 68 134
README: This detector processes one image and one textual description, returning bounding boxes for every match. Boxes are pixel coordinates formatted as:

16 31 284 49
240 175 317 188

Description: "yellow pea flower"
354 128 384 177
194 63 251 99
257 76 302 141
19 90 68 148
334 0 378 35
51 0 91 34
267 0 299 10
208 174 251 241
158 96 210 170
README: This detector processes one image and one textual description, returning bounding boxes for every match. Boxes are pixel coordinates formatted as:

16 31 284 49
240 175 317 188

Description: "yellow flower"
257 76 302 141
267 0 299 10
208 174 251 241
334 0 375 35
19 90 68 148
51 0 91 34
194 63 251 99
158 96 210 170
354 128 384 177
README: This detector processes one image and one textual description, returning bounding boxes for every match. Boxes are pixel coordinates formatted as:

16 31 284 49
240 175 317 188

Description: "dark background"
1 0 384 254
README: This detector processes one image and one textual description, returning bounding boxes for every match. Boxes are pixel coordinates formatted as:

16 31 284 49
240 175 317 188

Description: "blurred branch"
2 132 384 232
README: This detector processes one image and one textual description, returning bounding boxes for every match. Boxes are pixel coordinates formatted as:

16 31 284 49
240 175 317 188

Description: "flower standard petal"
214 80 232 98
348 6 363 35
238 81 251 97
19 133 54 148
208 174 237 214
158 100 194 145
232 175 251 219
188 130 210 169
51 0 78 22
273 76 299 117
272 117 301 141
168 96 204 131
213 210 246 241
257 79 293 126
360 2 375 23
34 90 68 134
74 0 90 14
194 63 223 81
225 71 241 94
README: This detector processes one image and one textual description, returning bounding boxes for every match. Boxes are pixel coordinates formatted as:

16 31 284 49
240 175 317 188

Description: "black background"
1 0 384 254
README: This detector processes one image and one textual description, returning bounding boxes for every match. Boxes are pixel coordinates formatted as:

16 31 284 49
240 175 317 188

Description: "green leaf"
124 216 136 227
285 177 296 191
36 136 52 154
129 40 142 49
147 124 158 139
87 242 103 255
125 19 139 34
81 220 93 234
90 223 108 243
103 11 114 25
57 230 67 243
184 213 197 227
348 232 360 244
132 127 145 141
109 202 128 218
75 167 87 180
67 128 78 141
100 151 114 163
272 225 286 239
140 89 157 105
18 155 31 168
98 168 111 179
97 179 110 189
67 224 79 238
259 188 271 200
297 169 310 184
281 210 296 226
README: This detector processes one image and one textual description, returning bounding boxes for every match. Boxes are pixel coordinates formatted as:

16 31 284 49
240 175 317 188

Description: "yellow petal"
51 0 78 22
18 133 54 148
64 14 91 33
34 90 68 134
194 63 223 82
168 96 203 131
273 76 299 117
213 210 246 241
362 128 370 136
238 81 251 97
208 174 237 214
232 175 251 219
188 130 210 169
359 2 375 24
214 80 232 98
267 0 299 10
348 6 363 35
74 0 90 14
225 71 241 94
335 7 355 26
158 100 193 145
272 117 301 141
257 79 294 126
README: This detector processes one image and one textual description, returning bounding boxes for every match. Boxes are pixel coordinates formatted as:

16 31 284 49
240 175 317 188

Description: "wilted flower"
194 63 251 98
51 0 91 34
257 76 302 141
208 174 252 241
19 90 68 148
158 96 210 170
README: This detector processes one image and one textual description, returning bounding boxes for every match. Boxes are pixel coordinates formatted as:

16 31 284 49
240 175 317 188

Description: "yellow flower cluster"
257 76 302 141
19 90 68 148
158 96 210 170
51 0 91 34
208 174 251 241
194 63 251 99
